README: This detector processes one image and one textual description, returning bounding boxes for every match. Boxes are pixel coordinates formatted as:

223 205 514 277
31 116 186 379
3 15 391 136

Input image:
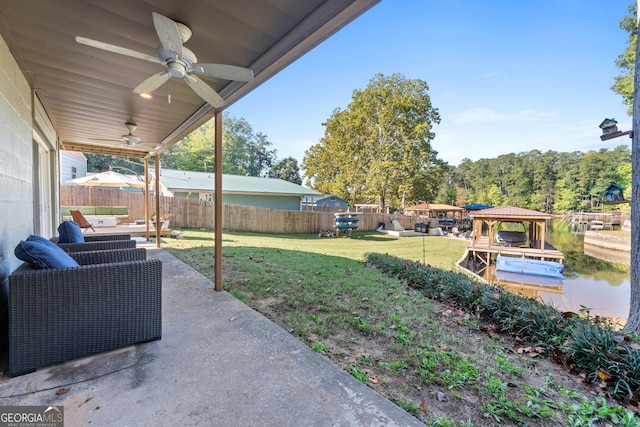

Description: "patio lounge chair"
8 248 161 376
70 209 95 232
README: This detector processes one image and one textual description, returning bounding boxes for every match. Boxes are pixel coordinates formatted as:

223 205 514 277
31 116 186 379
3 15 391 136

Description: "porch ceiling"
0 0 378 159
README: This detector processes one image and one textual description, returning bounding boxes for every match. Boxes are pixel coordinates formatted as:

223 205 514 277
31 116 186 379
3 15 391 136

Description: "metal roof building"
156 169 321 211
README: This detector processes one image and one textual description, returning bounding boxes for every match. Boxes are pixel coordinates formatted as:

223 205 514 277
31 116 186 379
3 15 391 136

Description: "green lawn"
169 229 470 270
161 229 639 426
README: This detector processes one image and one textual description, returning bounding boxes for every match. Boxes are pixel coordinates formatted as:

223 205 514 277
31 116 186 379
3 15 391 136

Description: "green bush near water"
365 252 640 405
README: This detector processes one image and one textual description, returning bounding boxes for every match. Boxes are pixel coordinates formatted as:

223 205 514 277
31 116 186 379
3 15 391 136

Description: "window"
71 166 77 179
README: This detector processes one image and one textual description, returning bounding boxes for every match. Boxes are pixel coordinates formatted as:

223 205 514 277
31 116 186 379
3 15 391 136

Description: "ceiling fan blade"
184 75 224 107
75 37 161 64
192 63 254 81
133 71 171 94
152 12 182 60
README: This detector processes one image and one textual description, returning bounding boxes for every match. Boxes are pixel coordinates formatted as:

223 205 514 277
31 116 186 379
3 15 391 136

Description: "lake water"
467 221 631 322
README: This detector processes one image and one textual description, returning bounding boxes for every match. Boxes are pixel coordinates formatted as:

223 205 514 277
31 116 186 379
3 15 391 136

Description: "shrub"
365 252 640 405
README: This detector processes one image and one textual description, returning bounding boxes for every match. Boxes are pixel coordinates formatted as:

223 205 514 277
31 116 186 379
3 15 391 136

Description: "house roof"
405 203 464 212
313 195 348 202
599 118 618 129
461 203 493 210
470 206 551 221
156 169 322 196
61 150 87 162
0 1 379 159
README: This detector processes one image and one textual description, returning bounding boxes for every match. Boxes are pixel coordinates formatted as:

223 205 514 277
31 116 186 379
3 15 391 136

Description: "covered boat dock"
467 206 564 266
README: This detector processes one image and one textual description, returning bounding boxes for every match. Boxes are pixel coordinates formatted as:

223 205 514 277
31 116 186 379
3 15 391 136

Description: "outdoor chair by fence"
8 248 161 376
70 209 95 232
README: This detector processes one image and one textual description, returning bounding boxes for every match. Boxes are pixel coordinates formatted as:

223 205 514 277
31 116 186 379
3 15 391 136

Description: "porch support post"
145 157 150 241
155 155 161 248
214 111 223 291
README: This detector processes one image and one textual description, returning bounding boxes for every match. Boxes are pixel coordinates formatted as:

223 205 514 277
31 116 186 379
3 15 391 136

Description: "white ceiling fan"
90 122 160 152
76 12 254 107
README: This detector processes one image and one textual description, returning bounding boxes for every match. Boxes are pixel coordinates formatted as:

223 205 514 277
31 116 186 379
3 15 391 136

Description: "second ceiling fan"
76 12 254 108
91 122 160 152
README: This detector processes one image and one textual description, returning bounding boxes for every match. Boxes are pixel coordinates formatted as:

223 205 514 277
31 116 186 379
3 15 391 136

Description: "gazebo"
404 203 464 219
470 206 552 250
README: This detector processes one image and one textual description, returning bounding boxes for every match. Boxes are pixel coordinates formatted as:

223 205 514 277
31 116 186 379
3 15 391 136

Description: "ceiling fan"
90 122 160 152
76 12 254 107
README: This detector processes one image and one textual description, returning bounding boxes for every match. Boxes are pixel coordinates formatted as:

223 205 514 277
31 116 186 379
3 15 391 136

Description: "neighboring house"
603 182 627 204
60 150 87 183
156 168 322 211
305 195 349 209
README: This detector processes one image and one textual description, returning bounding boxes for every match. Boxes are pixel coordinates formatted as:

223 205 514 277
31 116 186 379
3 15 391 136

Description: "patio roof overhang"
0 0 379 290
0 0 379 159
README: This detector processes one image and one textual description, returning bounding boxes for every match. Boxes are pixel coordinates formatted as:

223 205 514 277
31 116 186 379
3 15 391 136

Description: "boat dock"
467 206 564 267
561 211 622 232
467 237 564 266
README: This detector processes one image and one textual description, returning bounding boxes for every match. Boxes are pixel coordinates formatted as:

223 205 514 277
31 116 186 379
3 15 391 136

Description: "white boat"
496 256 565 280
495 270 564 287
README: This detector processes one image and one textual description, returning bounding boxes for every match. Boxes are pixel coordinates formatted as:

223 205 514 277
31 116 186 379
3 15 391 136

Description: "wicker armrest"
83 234 132 242
8 258 162 377
58 239 136 252
70 248 147 264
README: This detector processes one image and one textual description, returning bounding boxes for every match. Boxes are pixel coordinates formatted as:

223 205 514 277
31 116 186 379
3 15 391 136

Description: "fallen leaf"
438 343 447 350
78 397 93 408
596 370 611 380
368 376 379 384
229 317 237 322
419 398 427 413
56 388 70 396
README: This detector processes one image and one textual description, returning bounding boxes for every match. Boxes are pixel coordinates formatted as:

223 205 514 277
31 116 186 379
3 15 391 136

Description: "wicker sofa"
8 248 162 377
56 236 136 252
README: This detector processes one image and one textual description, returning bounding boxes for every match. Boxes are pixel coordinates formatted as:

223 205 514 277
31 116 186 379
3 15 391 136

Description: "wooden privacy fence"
61 186 417 233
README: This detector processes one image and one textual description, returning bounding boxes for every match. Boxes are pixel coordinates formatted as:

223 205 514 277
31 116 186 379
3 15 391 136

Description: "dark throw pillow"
27 234 60 249
58 220 85 243
15 239 80 269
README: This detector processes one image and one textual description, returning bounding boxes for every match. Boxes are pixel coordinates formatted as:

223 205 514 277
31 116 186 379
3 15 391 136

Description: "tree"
85 154 145 174
626 1 640 334
170 121 216 171
612 3 637 116
269 157 302 184
302 73 444 208
222 116 276 176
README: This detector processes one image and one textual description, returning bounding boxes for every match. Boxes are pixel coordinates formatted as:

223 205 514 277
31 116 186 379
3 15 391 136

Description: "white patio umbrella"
65 170 146 188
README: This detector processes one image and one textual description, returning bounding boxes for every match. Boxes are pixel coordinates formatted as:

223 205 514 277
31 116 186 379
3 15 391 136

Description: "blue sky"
228 1 633 167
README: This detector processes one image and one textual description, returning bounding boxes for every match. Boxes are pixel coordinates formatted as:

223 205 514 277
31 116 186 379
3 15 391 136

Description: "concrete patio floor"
0 245 423 426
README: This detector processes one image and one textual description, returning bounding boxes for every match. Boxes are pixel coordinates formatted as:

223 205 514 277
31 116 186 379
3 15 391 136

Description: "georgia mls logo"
0 405 64 427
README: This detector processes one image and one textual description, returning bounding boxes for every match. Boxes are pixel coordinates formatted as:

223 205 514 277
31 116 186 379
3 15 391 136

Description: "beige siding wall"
0 32 35 275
